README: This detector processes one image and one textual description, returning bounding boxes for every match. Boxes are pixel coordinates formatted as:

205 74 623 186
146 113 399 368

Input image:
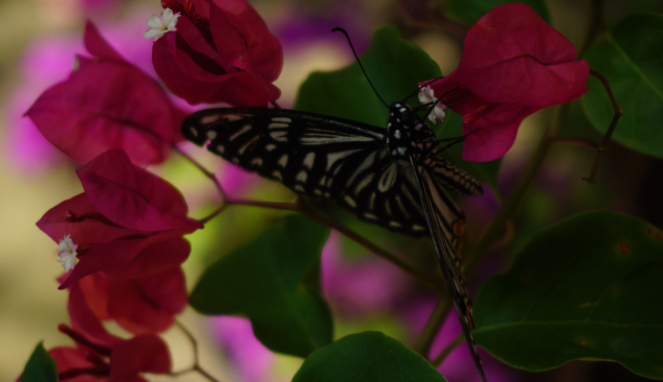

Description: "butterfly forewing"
183 107 431 234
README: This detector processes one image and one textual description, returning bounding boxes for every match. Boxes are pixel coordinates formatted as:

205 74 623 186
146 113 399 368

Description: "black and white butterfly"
182 102 486 379
182 29 486 382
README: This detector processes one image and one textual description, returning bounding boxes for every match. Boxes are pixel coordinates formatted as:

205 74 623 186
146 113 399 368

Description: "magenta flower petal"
108 267 187 334
110 335 171 379
25 58 183 165
84 20 125 62
153 0 283 106
76 150 202 232
455 3 589 106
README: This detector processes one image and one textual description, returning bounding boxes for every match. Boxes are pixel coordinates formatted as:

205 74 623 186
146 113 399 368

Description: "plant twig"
432 333 465 366
413 297 451 357
579 0 605 58
294 197 445 292
172 321 221 382
583 69 624 184
551 137 601 149
173 145 229 224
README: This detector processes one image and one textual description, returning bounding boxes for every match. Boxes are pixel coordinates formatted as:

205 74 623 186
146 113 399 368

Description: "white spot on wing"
271 170 282 180
378 163 398 193
207 130 217 140
265 144 277 151
200 115 221 124
251 158 263 166
326 150 361 171
269 122 289 129
296 170 307 183
278 154 288 168
303 152 315 169
272 117 291 123
354 172 375 195
344 195 357 208
269 130 288 142
229 125 252 141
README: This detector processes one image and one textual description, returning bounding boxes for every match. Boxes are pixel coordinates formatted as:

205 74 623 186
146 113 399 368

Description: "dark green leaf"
295 26 500 187
445 0 549 24
19 343 58 382
292 331 448 382
473 211 663 379
190 214 332 358
582 14 663 158
295 26 441 126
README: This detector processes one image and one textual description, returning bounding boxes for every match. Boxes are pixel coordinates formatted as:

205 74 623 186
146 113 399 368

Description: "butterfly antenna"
332 27 389 108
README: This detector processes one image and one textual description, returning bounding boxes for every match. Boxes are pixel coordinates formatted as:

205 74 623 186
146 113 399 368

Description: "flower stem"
579 0 605 58
293 197 445 292
413 297 451 357
173 321 222 382
432 333 464 366
583 69 623 184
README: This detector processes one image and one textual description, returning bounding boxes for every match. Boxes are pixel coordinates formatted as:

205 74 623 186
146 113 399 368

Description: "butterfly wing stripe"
408 155 486 382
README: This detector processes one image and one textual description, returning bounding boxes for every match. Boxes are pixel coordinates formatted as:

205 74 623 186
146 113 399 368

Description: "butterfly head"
387 102 417 158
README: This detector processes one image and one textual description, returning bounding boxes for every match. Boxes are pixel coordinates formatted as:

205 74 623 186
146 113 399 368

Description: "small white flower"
57 234 78 272
418 85 447 123
144 8 180 42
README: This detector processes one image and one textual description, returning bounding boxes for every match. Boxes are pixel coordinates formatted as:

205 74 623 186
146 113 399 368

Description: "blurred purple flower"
406 299 518 382
321 232 410 318
209 316 285 382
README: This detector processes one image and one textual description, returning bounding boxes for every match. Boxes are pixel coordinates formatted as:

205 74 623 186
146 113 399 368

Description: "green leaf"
582 14 663 158
292 331 448 382
445 0 550 24
189 214 332 358
473 211 663 379
295 26 442 125
19 343 58 382
294 26 500 187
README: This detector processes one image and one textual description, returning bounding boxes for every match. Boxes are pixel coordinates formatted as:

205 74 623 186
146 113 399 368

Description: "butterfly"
182 28 487 382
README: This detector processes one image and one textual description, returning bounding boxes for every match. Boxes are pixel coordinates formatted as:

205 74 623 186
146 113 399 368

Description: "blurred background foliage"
1 0 663 381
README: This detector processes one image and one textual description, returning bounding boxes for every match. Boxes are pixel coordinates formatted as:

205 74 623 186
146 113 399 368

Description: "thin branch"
413 297 451 357
579 0 605 58
293 197 445 292
176 321 200 364
228 198 298 211
432 333 465 366
464 103 570 274
551 137 601 149
173 145 229 224
583 69 624 184
174 321 222 382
